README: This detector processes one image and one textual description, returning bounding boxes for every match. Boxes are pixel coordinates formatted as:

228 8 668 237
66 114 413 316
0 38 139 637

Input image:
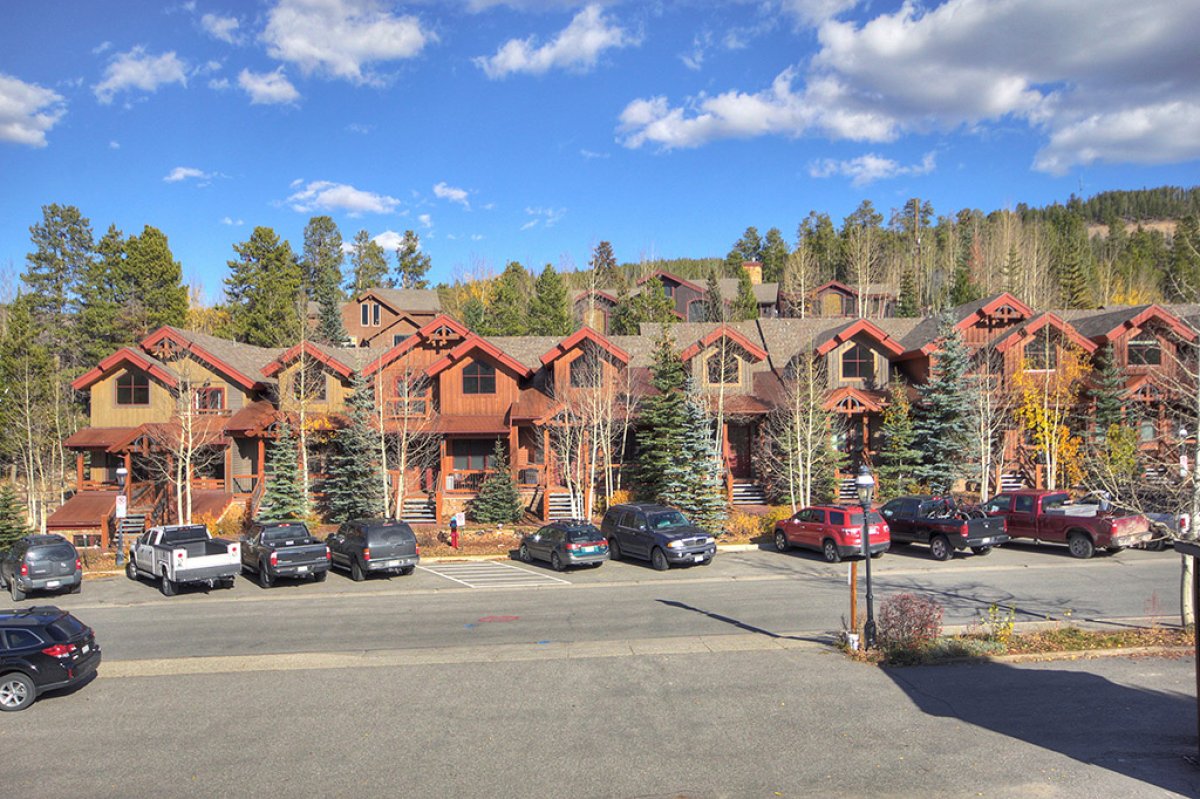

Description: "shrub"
980 603 1016 645
878 593 944 656
761 505 793 534
724 510 762 540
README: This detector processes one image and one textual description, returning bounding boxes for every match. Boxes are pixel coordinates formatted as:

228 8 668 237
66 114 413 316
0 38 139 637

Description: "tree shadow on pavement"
884 658 1200 795
874 577 1102 625
656 598 835 645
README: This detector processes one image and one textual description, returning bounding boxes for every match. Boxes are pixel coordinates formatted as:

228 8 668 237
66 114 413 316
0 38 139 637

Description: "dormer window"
360 302 381 327
1025 328 1057 371
706 349 740 385
194 387 225 412
1127 337 1161 366
116 371 150 405
293 371 327 401
463 361 496 395
841 344 874 381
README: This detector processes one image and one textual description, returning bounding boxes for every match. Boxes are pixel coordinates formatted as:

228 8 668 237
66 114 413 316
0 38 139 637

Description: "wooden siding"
437 352 522 416
551 346 626 401
90 367 175 427
825 334 892 390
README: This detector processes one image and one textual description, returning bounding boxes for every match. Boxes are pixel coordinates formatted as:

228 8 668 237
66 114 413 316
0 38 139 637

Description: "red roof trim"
823 386 886 414
994 313 1099 355
362 314 471 376
679 325 768 362
1104 304 1197 343
574 289 619 305
916 292 1035 356
262 341 354 378
636 269 705 294
71 347 179 391
539 327 631 366
813 319 905 357
425 335 534 379
139 327 258 390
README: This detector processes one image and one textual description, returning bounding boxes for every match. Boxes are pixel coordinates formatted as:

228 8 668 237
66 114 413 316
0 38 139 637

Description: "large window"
1025 328 1057 371
463 361 496 394
1127 337 1162 366
116 371 150 405
452 439 494 470
841 344 874 381
194 387 225 412
706 350 740 385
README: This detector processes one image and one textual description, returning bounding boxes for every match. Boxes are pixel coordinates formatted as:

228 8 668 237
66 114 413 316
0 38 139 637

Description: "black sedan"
519 521 609 571
0 606 101 711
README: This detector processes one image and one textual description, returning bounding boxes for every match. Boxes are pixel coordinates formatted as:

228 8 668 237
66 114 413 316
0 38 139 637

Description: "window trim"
360 303 370 327
705 349 741 386
115 370 151 406
1025 328 1058 372
841 343 874 381
194 386 226 412
1127 336 1162 367
462 361 496 395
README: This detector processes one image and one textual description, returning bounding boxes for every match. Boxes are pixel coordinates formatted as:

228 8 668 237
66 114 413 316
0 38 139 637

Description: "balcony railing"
445 471 487 492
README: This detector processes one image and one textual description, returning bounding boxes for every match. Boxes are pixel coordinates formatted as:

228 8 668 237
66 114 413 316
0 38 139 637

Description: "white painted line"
416 560 571 588
414 565 475 587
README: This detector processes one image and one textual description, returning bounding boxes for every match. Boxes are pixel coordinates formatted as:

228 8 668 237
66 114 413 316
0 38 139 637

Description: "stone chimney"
742 261 763 286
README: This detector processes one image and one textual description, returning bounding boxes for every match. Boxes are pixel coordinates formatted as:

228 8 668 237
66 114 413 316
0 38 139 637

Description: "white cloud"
0 73 66 147
433 181 470 208
521 206 566 230
471 234 484 241
109 140 120 149
221 216 244 226
418 213 433 228
345 122 372 134
201 13 241 44
373 230 403 251
238 68 300 105
262 0 433 84
288 180 400 215
164 166 211 183
679 31 711 72
580 148 608 159
617 0 1200 173
781 0 858 28
475 4 638 79
93 47 187 105
809 151 936 186
92 41 112 55
208 77 231 90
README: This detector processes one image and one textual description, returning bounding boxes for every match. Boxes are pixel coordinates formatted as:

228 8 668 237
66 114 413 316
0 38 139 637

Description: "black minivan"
0 535 83 601
326 519 420 581
600 503 716 571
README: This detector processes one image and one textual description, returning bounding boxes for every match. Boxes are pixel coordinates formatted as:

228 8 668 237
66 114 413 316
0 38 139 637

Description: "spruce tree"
0 482 32 549
527 263 572 335
1166 215 1200 300
732 267 759 320
394 230 432 289
461 296 486 332
661 379 727 532
876 382 921 498
703 270 725 322
324 373 385 522
760 227 790 284
258 421 308 521
77 224 126 365
302 216 344 299
1055 216 1093 309
589 241 619 287
1089 344 1128 440
470 439 524 523
636 329 688 503
225 227 303 347
896 268 919 318
486 261 531 335
912 318 973 494
948 262 982 306
121 225 189 339
348 229 391 294
24 203 95 361
724 226 763 274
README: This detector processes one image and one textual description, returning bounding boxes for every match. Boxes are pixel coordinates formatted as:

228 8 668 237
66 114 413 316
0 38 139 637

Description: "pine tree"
1055 216 1093 309
912 318 973 494
324 372 385 522
486 261 530 335
394 230 432 289
348 229 391 294
1089 344 1128 440
948 262 982 306
302 216 344 298
258 421 308 521
760 227 789 284
896 268 919 317
703 270 725 322
121 225 189 339
1001 243 1022 294
1166 215 1200 300
732 267 759 320
636 329 688 503
724 226 763 274
527 263 572 335
225 226 303 347
24 203 95 361
589 241 619 287
76 224 126 365
661 379 727 532
470 439 524 523
876 382 921 497
0 482 32 548
461 296 486 332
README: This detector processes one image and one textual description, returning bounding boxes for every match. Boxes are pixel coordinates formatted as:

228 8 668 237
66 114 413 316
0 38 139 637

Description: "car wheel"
970 546 993 556
220 577 235 589
313 570 328 582
351 559 366 582
0 672 36 712
258 563 274 589
651 547 669 571
551 552 564 572
160 574 177 597
10 581 25 602
519 543 532 563
774 530 789 552
698 556 713 565
929 535 952 561
822 539 841 564
609 537 622 561
126 559 138 581
1068 532 1095 559
69 583 82 595
399 566 414 576
1145 538 1167 552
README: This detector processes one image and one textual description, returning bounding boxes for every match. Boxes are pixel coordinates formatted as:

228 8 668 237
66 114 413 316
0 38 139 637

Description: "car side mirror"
638 524 648 532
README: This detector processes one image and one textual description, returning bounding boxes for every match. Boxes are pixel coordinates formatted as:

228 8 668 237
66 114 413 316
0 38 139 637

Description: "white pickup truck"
125 524 241 596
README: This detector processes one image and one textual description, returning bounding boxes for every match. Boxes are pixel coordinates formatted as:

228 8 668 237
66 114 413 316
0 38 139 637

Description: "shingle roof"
1054 306 1151 340
368 288 442 313
715 278 780 304
163 327 284 384
482 336 564 370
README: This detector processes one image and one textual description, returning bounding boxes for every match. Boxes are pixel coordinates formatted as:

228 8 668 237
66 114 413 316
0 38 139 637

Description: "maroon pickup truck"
980 489 1151 559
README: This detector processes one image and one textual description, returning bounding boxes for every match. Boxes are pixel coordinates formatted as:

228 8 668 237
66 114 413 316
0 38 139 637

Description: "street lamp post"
855 465 877 649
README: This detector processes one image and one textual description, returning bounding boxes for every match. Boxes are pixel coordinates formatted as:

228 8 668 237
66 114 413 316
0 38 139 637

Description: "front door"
727 424 753 480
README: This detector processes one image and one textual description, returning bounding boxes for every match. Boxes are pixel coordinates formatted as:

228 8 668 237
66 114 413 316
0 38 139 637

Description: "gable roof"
140 327 282 390
1057 304 1197 343
540 327 631 366
573 288 620 305
262 340 356 378
356 287 442 314
812 280 896 298
679 324 769 362
636 269 704 294
71 347 178 392
823 386 887 414
715 277 780 305
425 335 535 379
992 312 1099 355
362 314 471 376
812 318 905 357
899 292 1035 355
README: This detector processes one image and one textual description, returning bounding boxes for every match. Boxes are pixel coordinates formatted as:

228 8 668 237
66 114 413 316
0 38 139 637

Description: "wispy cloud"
287 180 400 215
93 47 187 105
221 216 244 226
238 68 299 105
164 166 215 185
0 73 66 147
475 5 638 79
809 151 936 186
433 181 470 208
200 13 241 44
520 206 566 230
418 213 433 228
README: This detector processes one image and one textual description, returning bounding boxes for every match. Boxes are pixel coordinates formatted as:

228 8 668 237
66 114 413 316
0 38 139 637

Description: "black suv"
0 606 101 711
327 519 420 581
0 534 82 601
600 503 716 570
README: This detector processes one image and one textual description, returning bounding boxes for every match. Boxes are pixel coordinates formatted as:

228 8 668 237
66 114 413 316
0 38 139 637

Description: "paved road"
2 545 1196 797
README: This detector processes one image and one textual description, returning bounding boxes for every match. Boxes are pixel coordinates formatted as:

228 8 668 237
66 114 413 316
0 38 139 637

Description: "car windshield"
565 526 602 542
161 526 208 545
27 544 75 561
263 526 308 543
648 511 689 530
849 512 884 525
368 525 413 544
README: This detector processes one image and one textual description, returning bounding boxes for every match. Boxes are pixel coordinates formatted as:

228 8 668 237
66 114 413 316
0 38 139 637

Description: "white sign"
455 512 466 528
115 495 127 519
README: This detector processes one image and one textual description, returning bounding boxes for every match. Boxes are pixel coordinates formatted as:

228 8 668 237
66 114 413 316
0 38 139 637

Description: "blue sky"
2 0 1198 300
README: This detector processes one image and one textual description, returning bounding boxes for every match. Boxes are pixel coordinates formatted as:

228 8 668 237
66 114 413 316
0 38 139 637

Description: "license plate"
978 538 992 545
582 547 597 554
47 580 60 588
693 554 706 563
383 559 400 567
82 644 90 654
297 565 308 572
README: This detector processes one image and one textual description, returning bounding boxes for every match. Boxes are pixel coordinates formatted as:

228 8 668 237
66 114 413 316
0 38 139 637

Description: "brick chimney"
742 261 763 286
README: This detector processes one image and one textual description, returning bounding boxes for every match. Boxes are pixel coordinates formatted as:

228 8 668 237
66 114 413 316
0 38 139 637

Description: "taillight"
75 558 82 571
20 563 28 576
414 543 420 555
270 552 278 567
363 547 371 561
565 542 578 551
960 523 969 536
42 644 76 658
325 547 332 561
1181 515 1190 533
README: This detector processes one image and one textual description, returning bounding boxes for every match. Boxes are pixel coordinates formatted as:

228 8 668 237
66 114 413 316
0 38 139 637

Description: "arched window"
841 344 874 381
116 371 150 405
463 361 496 394
706 350 740 385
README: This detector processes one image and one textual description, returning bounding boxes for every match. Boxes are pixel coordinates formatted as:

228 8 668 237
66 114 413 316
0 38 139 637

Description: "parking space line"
417 561 571 588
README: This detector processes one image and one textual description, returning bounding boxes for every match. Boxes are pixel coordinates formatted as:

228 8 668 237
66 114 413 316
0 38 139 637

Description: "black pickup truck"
240 521 331 588
879 495 1009 561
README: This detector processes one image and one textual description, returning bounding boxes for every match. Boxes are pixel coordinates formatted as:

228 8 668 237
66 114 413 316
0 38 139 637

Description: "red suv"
774 505 890 562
